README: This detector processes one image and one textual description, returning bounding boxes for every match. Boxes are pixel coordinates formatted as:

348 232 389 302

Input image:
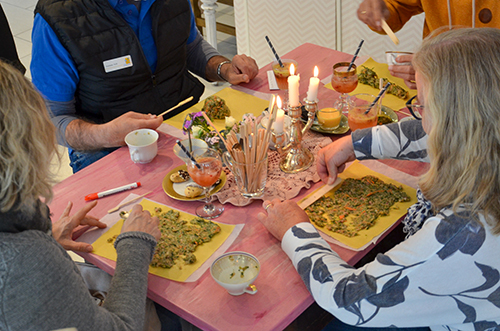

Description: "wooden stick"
158 96 193 118
107 191 153 214
381 19 399 45
201 112 231 152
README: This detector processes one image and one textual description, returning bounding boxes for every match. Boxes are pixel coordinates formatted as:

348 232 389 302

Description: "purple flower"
183 119 193 131
192 111 203 119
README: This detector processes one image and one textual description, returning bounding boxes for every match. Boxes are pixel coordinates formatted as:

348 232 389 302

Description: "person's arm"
279 213 477 328
352 120 428 161
317 120 428 185
357 0 423 33
185 3 258 85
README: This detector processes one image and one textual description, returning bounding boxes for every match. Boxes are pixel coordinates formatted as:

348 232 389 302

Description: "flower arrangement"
182 112 258 151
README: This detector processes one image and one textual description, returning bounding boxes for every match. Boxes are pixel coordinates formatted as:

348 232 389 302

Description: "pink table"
49 44 429 331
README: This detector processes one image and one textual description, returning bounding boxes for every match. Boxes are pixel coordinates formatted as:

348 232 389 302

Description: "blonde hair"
412 28 500 233
0 61 58 213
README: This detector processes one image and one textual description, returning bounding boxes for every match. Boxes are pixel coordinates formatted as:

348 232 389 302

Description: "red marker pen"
85 182 141 201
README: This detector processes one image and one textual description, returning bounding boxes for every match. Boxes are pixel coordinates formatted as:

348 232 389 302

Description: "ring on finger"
264 203 272 211
360 10 367 14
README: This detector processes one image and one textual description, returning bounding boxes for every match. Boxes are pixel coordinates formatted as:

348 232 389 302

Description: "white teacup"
385 51 413 66
125 129 159 164
210 251 260 296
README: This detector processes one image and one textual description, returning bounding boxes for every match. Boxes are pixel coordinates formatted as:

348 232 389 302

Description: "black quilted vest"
35 0 204 122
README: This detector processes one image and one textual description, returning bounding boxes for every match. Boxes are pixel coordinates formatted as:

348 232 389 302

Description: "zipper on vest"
151 74 157 86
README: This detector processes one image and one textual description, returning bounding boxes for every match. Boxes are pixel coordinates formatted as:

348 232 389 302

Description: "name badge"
103 55 133 73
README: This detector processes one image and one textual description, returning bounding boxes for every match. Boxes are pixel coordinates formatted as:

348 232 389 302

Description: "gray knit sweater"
0 201 157 330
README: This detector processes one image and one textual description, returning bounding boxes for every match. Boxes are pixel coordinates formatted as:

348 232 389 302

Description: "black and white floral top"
282 121 500 331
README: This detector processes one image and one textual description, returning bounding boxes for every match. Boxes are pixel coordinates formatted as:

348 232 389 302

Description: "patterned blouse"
282 121 500 331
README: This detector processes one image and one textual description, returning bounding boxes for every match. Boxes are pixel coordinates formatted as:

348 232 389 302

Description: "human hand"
225 54 259 84
257 199 310 241
101 112 163 148
388 54 416 89
357 0 390 31
121 204 161 241
317 136 356 185
52 201 106 253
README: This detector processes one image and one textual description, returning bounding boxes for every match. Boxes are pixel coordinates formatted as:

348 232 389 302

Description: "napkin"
166 87 270 131
324 57 417 112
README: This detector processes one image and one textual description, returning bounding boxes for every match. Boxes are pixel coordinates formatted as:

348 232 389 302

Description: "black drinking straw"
364 82 391 114
265 36 283 67
347 39 365 71
176 140 201 169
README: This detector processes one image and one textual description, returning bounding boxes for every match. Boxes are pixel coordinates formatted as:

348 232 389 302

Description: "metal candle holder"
276 98 317 173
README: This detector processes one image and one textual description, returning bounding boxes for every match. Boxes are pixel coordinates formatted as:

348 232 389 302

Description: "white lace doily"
213 131 332 206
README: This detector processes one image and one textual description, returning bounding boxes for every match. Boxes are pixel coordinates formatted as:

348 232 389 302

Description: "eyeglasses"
406 95 423 120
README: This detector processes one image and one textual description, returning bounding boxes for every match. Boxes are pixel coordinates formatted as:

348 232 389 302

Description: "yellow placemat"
166 87 270 131
325 57 417 111
299 161 416 250
91 199 235 282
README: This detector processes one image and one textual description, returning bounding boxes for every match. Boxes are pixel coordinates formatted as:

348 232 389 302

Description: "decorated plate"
163 165 227 201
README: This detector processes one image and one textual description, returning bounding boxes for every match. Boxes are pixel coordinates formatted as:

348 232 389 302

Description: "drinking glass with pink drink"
347 93 380 132
331 62 358 114
186 148 224 219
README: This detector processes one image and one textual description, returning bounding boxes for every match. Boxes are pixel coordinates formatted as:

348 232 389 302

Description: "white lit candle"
273 96 285 133
288 63 300 107
306 66 320 102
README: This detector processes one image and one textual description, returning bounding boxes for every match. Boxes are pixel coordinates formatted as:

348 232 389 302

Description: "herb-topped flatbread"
305 176 410 237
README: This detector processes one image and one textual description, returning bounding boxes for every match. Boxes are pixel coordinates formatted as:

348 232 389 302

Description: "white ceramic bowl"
173 138 208 161
210 251 260 296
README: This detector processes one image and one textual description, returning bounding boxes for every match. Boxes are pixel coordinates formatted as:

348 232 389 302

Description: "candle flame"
314 66 319 77
277 95 282 109
290 63 295 76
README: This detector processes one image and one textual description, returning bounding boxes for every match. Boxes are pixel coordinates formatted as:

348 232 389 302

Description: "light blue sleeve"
31 14 79 102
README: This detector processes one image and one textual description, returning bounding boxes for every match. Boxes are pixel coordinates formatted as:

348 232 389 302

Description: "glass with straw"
266 35 296 105
176 141 224 219
331 40 364 114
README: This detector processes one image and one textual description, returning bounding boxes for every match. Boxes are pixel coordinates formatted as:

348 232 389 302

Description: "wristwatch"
217 60 231 82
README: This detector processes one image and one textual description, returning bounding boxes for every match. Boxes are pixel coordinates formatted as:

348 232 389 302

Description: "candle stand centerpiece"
276 98 317 173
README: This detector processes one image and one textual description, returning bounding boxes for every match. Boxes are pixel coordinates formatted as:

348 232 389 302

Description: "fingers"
73 200 98 222
357 0 388 30
61 201 73 218
317 148 333 185
81 216 107 229
60 239 94 253
404 80 417 89
230 55 259 83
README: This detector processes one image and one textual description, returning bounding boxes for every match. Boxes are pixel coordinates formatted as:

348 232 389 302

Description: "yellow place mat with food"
166 87 270 131
90 199 235 282
299 161 416 250
324 57 417 111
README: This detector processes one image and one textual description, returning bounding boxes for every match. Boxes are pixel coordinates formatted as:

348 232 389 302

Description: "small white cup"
210 251 260 296
385 51 413 66
125 129 159 164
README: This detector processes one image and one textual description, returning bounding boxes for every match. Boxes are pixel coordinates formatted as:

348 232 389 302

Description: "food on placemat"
358 66 409 99
152 208 221 268
184 185 203 198
202 95 231 120
305 176 410 237
108 208 221 269
170 169 190 183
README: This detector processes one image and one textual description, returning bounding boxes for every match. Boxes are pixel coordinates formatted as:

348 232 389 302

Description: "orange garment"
383 0 500 38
